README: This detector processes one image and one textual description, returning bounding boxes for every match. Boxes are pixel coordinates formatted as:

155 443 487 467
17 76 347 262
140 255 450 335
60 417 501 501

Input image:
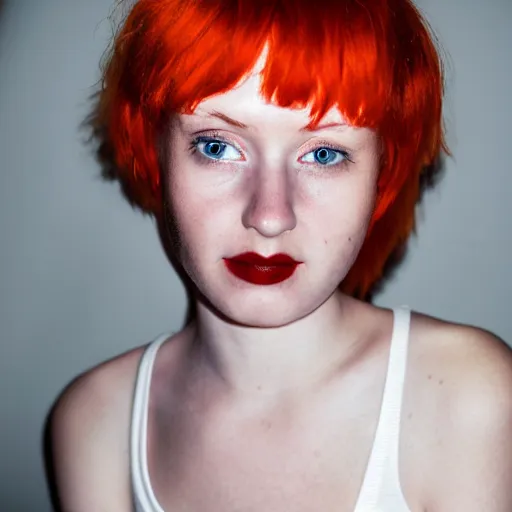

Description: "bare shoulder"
410 311 512 403
409 312 512 511
49 343 148 511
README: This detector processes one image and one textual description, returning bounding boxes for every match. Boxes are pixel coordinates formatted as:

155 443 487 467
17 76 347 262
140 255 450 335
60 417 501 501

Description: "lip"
224 252 302 285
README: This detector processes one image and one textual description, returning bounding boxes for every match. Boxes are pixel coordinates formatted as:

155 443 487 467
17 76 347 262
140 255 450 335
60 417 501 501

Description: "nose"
241 165 297 238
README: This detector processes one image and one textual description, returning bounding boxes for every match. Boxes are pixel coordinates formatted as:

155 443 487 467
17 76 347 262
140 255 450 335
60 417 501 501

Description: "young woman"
50 0 512 510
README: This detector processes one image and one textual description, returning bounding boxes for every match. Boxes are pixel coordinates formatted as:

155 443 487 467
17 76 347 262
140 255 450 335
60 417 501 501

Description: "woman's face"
163 74 381 327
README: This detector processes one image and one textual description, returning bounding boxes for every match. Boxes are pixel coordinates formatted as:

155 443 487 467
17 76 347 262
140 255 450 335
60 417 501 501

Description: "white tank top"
131 307 412 512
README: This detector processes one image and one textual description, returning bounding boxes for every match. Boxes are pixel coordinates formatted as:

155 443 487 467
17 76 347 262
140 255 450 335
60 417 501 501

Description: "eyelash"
188 131 354 169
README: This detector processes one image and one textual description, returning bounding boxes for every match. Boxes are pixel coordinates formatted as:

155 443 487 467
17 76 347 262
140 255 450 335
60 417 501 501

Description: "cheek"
314 177 377 264
314 174 377 229
164 173 234 266
165 152 208 225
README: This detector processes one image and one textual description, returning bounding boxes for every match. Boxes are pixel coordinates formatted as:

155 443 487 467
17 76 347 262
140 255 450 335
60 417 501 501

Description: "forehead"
190 72 349 129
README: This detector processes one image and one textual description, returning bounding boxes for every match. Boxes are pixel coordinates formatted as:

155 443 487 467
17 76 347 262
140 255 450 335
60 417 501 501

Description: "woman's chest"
150 420 372 511
145 390 425 512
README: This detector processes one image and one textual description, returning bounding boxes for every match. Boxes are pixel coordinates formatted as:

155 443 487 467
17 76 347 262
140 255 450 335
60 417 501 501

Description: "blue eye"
190 137 243 161
301 147 349 166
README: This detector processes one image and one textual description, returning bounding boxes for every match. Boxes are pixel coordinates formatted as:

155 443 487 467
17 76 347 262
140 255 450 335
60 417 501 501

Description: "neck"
189 292 368 398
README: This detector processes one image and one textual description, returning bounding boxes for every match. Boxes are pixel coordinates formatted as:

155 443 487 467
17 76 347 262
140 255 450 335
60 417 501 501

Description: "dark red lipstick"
224 252 302 285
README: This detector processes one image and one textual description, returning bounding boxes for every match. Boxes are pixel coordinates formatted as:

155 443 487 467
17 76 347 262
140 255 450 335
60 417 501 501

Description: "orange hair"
92 0 446 298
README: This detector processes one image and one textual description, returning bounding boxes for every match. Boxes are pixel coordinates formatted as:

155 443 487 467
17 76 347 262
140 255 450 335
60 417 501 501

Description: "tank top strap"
353 306 412 510
382 306 412 467
131 333 169 512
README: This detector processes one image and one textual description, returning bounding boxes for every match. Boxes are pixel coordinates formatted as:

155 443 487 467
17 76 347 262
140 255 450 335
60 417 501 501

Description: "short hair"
90 0 447 298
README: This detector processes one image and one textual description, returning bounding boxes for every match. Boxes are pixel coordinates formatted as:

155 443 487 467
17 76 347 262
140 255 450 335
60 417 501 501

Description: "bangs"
129 0 399 129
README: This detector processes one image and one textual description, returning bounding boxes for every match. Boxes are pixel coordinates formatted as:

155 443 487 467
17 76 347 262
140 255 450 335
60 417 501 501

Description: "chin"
226 307 309 329
202 286 329 329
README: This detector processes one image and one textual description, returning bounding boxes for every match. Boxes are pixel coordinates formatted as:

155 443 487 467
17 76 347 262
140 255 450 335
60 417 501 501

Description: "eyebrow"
205 110 347 132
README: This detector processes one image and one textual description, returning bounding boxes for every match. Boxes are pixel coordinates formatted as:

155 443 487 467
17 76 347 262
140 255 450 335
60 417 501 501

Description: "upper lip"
226 252 302 266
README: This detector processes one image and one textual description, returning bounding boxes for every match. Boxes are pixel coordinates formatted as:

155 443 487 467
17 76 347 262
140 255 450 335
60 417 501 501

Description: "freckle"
348 237 352 242
408 412 412 419
428 374 432 380
439 380 444 385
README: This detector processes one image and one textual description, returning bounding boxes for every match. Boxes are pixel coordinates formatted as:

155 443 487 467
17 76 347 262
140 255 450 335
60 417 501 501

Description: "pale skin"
50 72 512 511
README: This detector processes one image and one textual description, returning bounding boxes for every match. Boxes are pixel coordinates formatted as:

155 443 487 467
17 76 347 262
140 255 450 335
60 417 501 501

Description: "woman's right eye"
189 137 244 161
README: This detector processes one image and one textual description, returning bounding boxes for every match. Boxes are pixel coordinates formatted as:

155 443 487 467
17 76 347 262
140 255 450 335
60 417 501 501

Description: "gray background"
0 0 510 510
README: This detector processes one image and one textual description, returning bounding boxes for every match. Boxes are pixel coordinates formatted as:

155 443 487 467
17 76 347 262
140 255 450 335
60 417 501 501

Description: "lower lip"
224 259 300 285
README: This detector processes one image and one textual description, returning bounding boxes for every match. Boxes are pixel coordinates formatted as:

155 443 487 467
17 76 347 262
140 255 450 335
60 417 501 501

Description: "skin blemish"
428 374 432 380
261 419 272 430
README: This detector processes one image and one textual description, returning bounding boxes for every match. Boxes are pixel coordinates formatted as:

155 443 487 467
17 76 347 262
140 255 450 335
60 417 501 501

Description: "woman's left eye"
300 147 349 167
